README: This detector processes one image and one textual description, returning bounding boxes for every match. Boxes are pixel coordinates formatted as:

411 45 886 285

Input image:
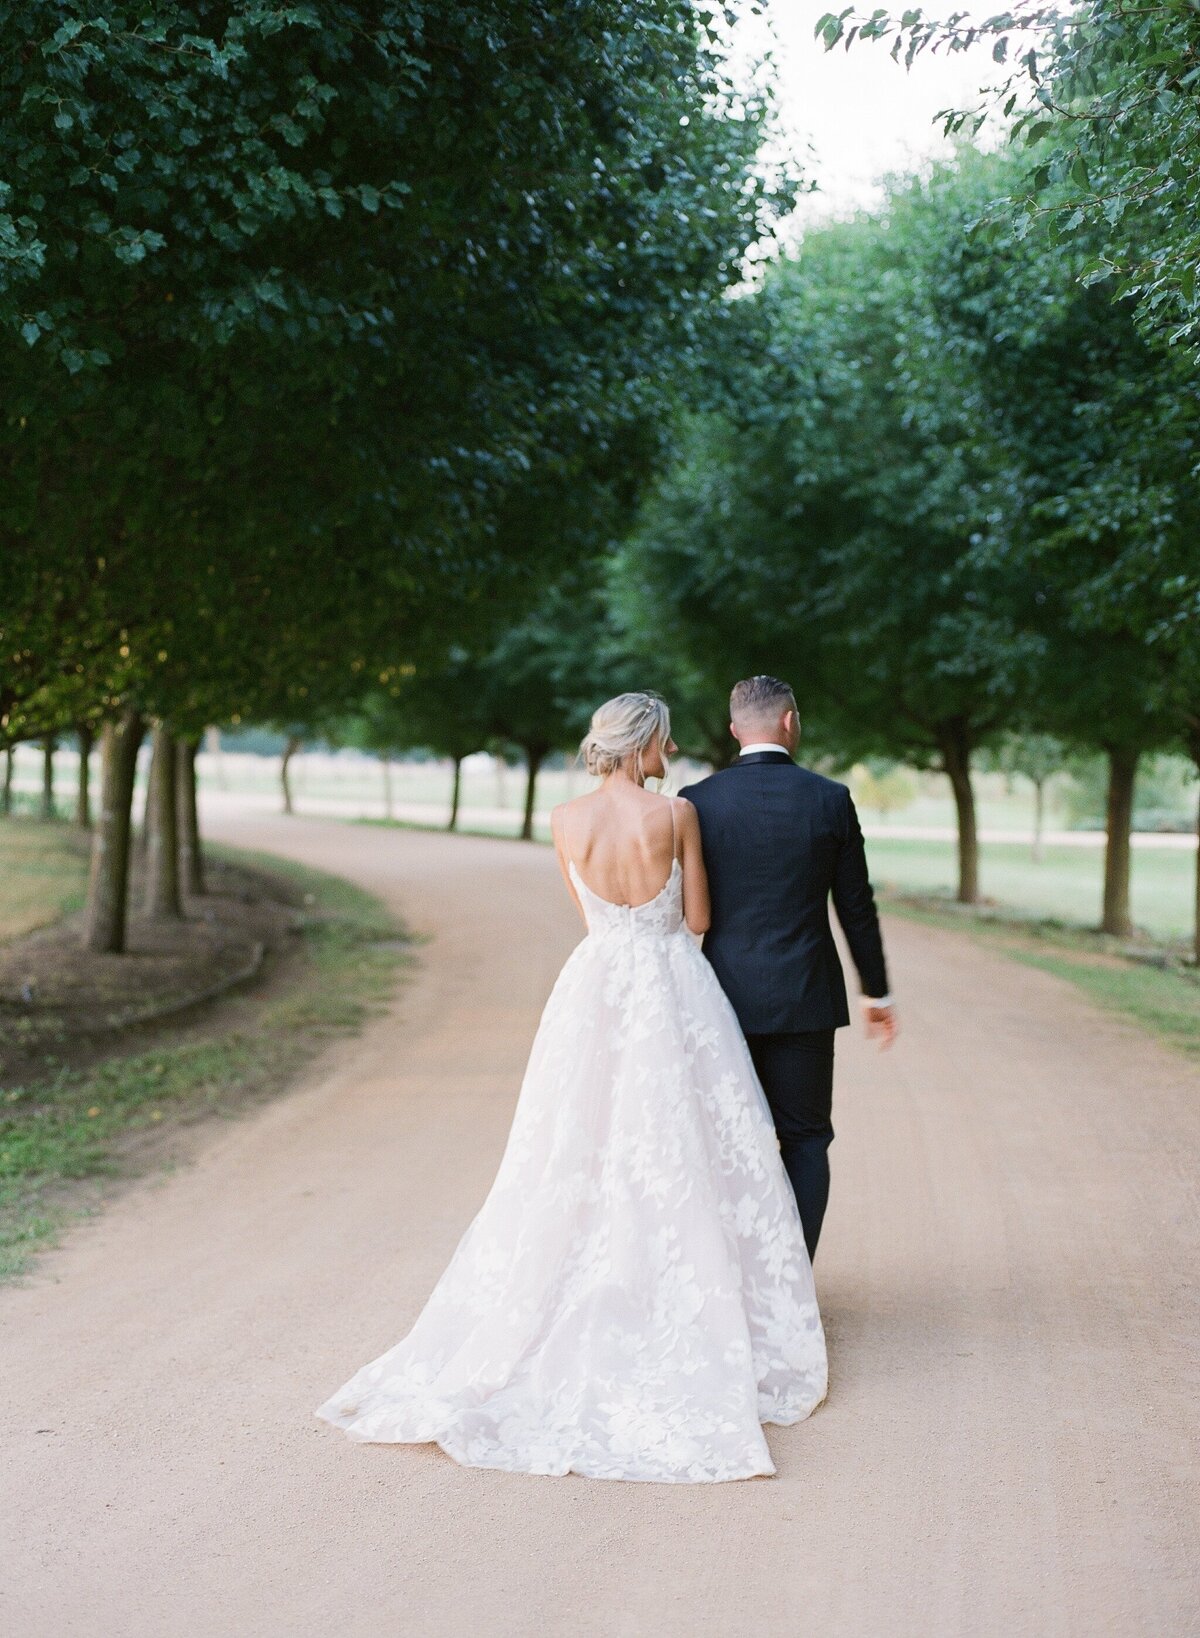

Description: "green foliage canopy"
816 3 1200 355
0 1 793 742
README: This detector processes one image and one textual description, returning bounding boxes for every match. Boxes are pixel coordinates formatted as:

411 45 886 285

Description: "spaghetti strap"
669 796 678 863
561 805 575 868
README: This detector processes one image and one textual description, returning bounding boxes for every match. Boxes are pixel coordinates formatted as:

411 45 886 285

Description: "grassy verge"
882 893 1200 1060
0 847 407 1281
0 819 90 939
1010 952 1200 1057
867 834 1193 943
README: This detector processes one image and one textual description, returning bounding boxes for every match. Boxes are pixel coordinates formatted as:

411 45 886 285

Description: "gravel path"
3 811 1197 1637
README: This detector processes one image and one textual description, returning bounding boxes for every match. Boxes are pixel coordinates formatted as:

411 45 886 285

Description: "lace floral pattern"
315 857 827 1482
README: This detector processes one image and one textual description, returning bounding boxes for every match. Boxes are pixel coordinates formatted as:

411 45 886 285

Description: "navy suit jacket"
679 751 889 1034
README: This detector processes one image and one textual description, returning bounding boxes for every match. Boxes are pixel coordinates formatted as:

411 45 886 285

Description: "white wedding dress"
315 826 827 1482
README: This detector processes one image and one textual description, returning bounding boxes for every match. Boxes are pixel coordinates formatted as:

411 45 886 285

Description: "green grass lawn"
0 819 89 939
1010 952 1200 1059
866 835 1194 943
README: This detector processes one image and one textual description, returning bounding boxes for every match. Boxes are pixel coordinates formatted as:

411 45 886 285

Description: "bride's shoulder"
656 791 699 837
550 792 593 835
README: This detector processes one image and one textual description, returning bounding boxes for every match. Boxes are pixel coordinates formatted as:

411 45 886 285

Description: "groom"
680 675 897 1259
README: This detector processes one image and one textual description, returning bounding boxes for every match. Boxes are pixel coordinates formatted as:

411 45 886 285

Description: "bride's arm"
674 798 711 936
550 804 588 925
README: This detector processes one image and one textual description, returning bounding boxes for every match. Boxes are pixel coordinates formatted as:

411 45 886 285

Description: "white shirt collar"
739 742 791 757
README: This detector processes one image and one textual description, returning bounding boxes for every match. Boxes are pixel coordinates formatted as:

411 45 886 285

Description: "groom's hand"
863 1003 898 1050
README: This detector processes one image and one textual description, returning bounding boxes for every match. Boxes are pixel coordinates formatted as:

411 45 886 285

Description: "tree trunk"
137 738 154 856
176 735 204 897
84 711 145 953
1 745 13 816
938 722 979 904
140 742 156 854
1194 779 1200 968
381 755 394 821
1185 726 1200 965
144 723 182 920
40 736 56 822
281 734 301 815
75 723 94 829
1031 776 1045 865
1101 743 1139 937
448 755 463 831
520 746 545 842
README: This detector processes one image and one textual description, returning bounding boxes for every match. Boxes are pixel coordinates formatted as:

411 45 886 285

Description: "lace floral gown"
315 847 827 1483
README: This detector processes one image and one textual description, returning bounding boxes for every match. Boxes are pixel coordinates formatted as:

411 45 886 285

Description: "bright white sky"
744 2 998 225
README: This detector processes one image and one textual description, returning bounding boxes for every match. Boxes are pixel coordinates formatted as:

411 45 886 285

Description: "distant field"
7 743 1195 943
867 836 1192 942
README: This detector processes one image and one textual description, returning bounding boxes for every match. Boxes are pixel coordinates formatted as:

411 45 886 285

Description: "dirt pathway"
3 813 1197 1637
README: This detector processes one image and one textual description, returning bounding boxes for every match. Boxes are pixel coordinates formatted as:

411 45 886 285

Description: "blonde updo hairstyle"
579 691 671 785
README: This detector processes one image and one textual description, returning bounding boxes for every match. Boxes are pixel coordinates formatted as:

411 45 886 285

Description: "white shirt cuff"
860 994 893 1008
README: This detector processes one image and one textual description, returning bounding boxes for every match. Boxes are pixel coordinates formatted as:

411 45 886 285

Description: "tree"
335 660 496 832
74 722 94 829
986 734 1066 863
39 736 56 822
175 734 203 895
481 577 620 840
279 734 303 819
817 5 1200 357
84 710 144 953
853 763 918 823
618 214 1038 902
143 723 182 920
884 148 1190 932
609 419 781 768
0 2 796 950
620 135 1200 936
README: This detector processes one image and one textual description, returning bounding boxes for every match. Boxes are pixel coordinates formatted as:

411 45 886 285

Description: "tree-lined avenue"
2 813 1196 1637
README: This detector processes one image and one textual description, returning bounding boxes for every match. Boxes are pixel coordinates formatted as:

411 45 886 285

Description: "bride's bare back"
551 783 710 936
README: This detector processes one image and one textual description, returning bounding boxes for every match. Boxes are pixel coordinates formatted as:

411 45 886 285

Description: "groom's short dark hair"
730 675 796 719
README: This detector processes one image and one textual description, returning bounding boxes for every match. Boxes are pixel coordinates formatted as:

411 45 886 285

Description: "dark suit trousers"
745 1030 836 1260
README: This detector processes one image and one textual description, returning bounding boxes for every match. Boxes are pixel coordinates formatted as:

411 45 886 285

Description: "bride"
315 691 827 1482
